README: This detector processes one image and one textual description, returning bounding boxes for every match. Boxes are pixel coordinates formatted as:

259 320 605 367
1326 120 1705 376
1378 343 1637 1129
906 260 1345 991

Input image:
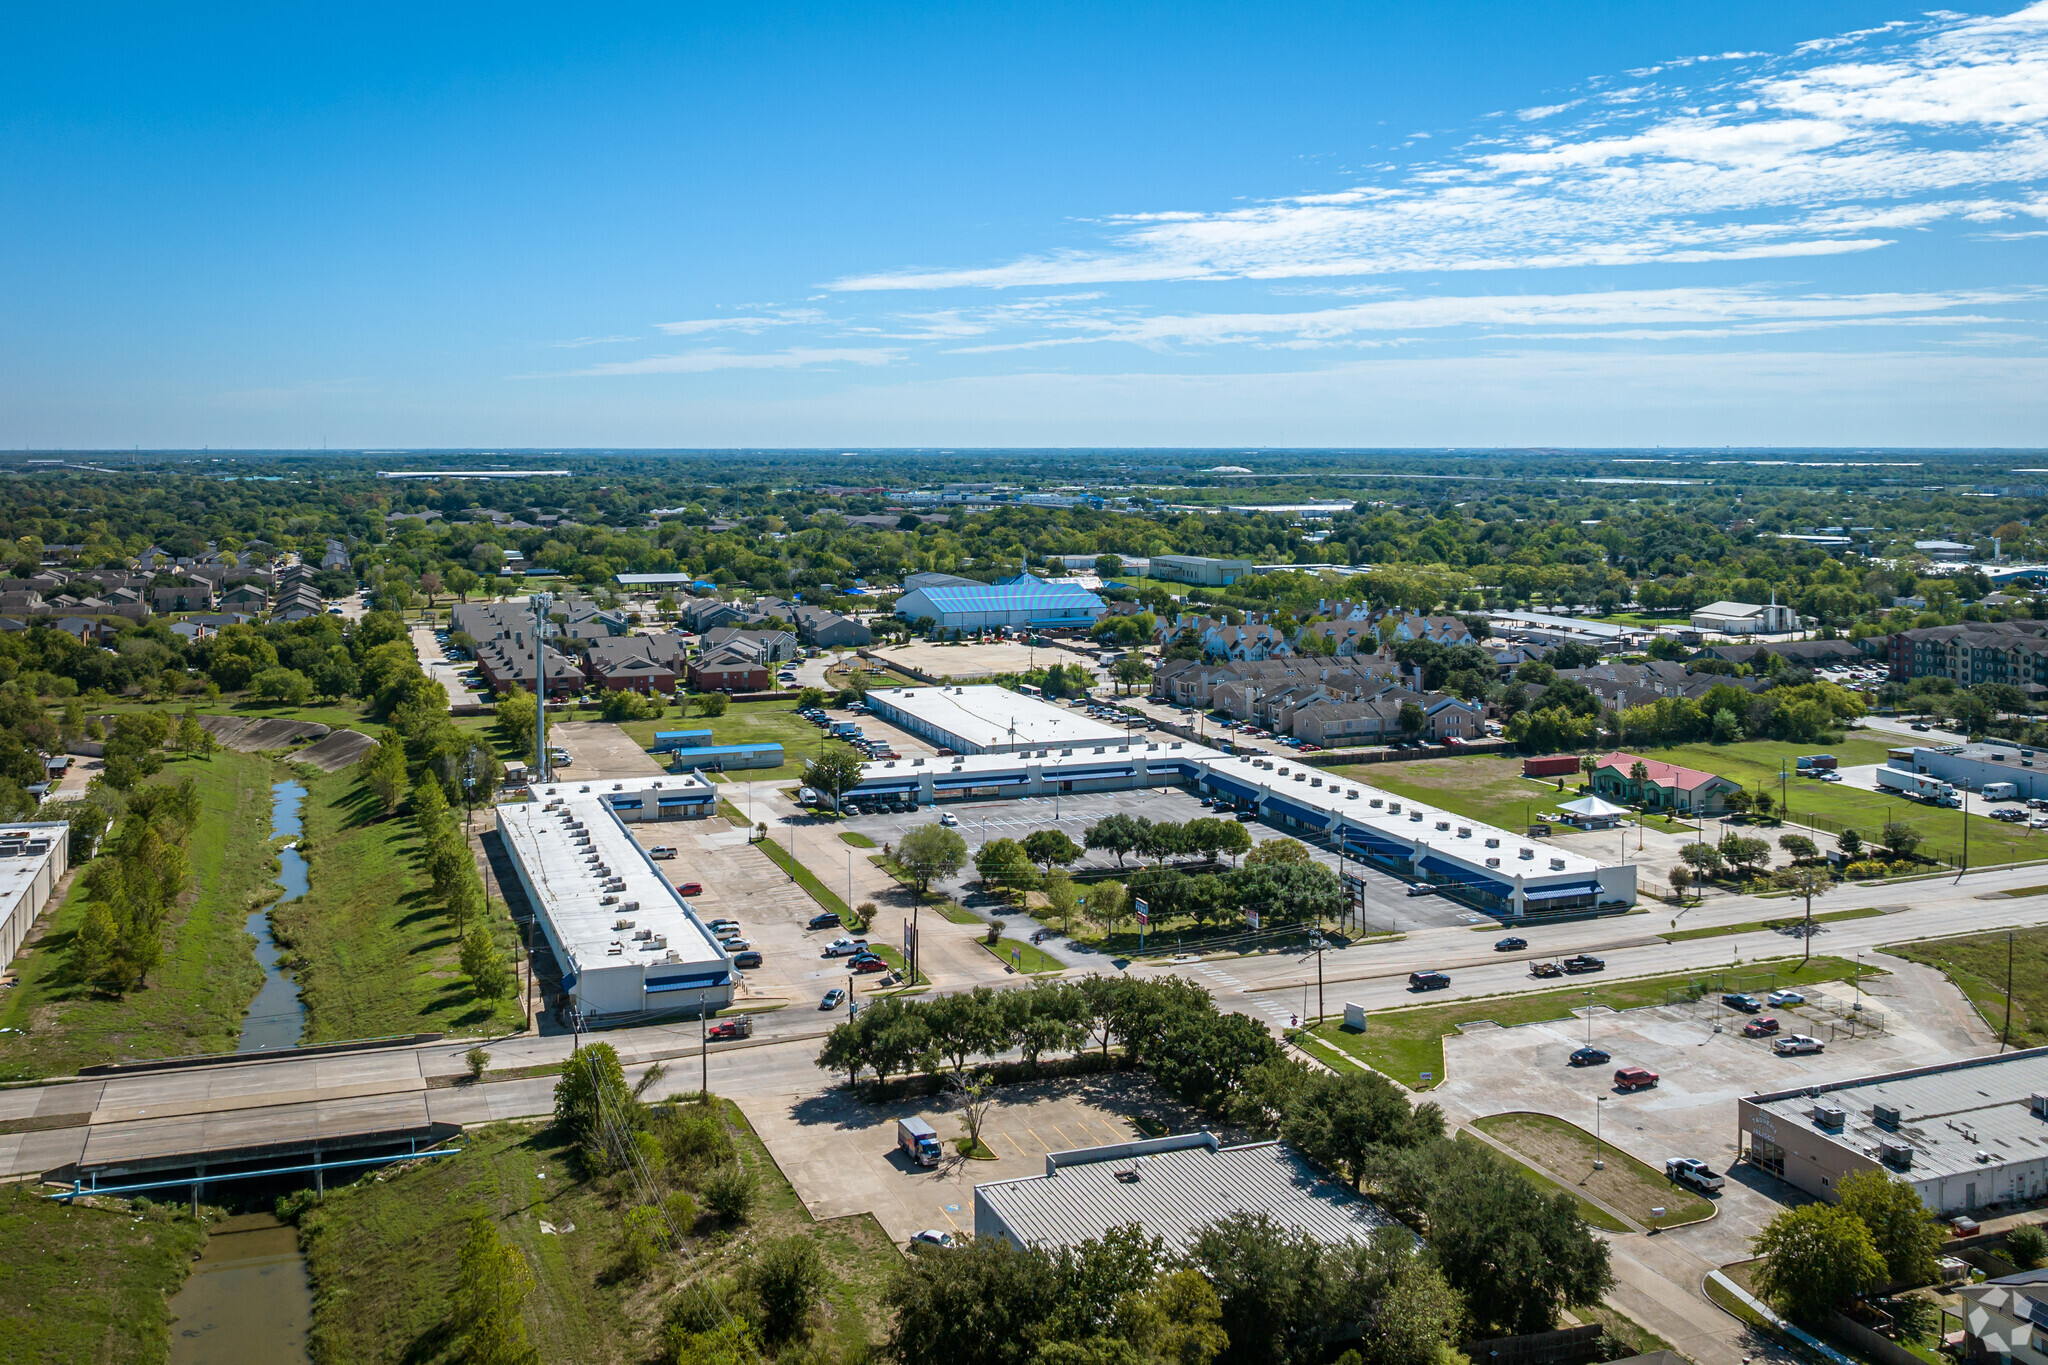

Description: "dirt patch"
1474 1111 1713 1228
195 715 331 752
297 730 376 771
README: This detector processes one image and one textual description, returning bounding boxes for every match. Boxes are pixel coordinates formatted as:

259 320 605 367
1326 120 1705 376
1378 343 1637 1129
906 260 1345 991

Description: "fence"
1462 1325 1607 1365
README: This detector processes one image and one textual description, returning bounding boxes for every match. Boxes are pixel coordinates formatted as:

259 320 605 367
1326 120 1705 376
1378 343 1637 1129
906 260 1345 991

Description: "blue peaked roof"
899 580 1104 613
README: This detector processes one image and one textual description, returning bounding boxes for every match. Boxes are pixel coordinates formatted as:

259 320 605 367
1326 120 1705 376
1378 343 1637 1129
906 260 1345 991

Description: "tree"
1881 820 1922 860
1244 837 1310 868
175 711 216 758
897 822 968 895
1668 866 1692 901
1771 863 1834 965
1778 833 1819 863
1398 702 1426 742
2004 1225 2048 1271
1084 813 1144 868
1110 654 1153 695
1042 868 1081 933
1837 1170 1946 1288
1426 1140 1613 1336
496 686 538 753
1752 1202 1887 1322
1280 1069 1442 1187
552 1041 636 1172
363 729 410 815
1679 842 1724 879
951 1070 997 1155
976 837 1038 894
1085 880 1129 938
1838 827 1865 858
796 686 827 710
884 1234 1060 1365
462 928 511 999
694 692 730 717
451 1209 537 1365
1186 1211 1350 1365
740 1234 827 1345
801 747 868 810
1113 1267 1228 1365
1023 828 1083 874
1717 833 1771 877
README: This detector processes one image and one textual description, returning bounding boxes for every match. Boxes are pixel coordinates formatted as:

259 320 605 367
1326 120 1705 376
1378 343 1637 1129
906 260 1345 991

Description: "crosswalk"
1190 962 1300 1029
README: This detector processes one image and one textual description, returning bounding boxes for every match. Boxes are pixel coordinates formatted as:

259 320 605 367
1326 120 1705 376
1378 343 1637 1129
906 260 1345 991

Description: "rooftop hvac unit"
621 901 639 912
2031 1093 2048 1119
1879 1138 1914 1169
1410 811 1424 822
614 918 637 931
1347 789 1360 799
1520 847 1535 859
602 894 618 905
1814 1104 1845 1129
1388 802 1402 814
1485 837 1500 848
652 935 667 949
1549 857 1566 871
1436 820 1450 831
1370 798 1383 808
1976 1150 1994 1164
1458 827 1472 838
1874 1102 1902 1129
634 928 652 940
1486 857 1501 868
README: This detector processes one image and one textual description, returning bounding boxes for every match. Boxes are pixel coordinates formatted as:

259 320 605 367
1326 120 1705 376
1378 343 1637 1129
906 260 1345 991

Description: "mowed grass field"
1300 955 1880 1090
0 1183 209 1363
0 750 272 1081
270 762 526 1042
297 1108 899 1365
618 700 860 783
1328 753 1565 831
1887 925 2048 1049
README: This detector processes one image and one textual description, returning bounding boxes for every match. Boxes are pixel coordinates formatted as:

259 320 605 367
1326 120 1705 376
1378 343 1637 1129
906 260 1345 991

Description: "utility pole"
531 591 553 784
700 1000 709 1096
2002 928 2014 1052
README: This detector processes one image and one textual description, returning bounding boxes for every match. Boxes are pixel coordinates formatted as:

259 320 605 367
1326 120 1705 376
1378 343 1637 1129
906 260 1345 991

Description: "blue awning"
645 972 730 994
1051 765 1134 780
1342 826 1414 861
657 794 711 806
933 772 1028 790
1205 771 1261 802
1523 881 1601 903
608 798 644 810
1419 854 1514 895
852 779 923 793
1265 794 1331 830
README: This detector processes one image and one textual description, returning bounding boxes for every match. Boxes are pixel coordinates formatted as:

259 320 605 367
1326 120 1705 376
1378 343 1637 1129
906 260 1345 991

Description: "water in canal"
237 781 309 1053
167 1213 313 1365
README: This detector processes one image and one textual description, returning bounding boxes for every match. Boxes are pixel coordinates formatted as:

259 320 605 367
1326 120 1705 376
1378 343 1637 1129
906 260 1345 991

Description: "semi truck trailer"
1874 766 1960 806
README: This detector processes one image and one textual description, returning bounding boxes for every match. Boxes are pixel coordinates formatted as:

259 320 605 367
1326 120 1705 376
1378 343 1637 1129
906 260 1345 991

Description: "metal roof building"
894 575 1106 632
975 1132 1403 1251
495 781 733 1023
1737 1047 2048 1215
862 685 1127 754
0 822 69 975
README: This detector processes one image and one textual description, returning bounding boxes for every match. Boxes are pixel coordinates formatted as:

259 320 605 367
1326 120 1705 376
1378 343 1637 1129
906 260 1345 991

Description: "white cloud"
548 348 897 377
652 309 825 335
829 5 2048 292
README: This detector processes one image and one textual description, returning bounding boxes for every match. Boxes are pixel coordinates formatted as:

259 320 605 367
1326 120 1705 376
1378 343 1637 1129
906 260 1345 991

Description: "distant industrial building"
893 573 1105 633
0 823 70 975
664 743 783 773
975 1132 1402 1251
495 779 731 1024
1148 555 1253 588
1889 741 2048 798
1689 599 1802 635
862 686 1128 755
1915 539 1976 563
1739 1048 2048 1215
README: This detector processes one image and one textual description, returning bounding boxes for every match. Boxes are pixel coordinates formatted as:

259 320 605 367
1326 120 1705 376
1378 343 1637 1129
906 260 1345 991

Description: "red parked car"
1742 1017 1781 1038
675 882 703 896
1614 1066 1660 1092
850 956 890 974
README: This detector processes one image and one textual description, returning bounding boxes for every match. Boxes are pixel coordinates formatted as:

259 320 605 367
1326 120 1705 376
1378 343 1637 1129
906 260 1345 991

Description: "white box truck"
898 1117 942 1168
1983 781 2020 801
1874 766 1958 805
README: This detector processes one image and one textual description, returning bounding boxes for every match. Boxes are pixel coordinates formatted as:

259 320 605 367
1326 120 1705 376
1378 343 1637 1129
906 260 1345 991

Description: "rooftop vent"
2031 1093 2048 1119
1814 1104 1845 1129
1874 1101 1902 1129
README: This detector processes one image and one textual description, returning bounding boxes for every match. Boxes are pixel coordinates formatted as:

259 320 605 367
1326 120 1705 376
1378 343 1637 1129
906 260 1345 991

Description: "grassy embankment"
0 1185 210 1363
1887 925 2048 1049
1470 1112 1715 1228
980 938 1065 974
1299 955 1882 1091
269 761 526 1043
619 701 857 783
297 1108 898 1365
0 750 273 1081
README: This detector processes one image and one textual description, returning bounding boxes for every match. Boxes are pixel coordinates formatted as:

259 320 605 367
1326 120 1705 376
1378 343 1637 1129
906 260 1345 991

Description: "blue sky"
5 2 2047 448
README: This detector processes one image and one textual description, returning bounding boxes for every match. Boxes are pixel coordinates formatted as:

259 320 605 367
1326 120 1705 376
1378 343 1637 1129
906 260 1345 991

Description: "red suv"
1613 1066 1659 1091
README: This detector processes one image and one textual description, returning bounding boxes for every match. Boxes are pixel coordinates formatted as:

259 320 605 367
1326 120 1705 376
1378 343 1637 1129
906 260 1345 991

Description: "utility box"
1343 1002 1368 1032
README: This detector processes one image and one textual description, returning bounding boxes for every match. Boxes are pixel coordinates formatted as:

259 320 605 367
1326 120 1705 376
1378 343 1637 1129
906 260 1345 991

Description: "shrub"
740 1234 826 1344
701 1163 758 1224
664 1189 699 1233
1844 859 1889 879
2006 1225 2048 1270
618 1205 665 1277
465 1046 491 1082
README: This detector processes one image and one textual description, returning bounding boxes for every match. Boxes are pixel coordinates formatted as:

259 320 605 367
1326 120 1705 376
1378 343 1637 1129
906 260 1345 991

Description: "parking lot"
833 784 1483 935
1429 955 1999 1264
870 640 1101 684
733 1073 1221 1244
548 720 667 779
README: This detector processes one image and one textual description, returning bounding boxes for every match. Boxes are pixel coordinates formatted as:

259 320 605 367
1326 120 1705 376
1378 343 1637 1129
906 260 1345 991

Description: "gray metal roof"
976 1136 1401 1250
1746 1046 2048 1184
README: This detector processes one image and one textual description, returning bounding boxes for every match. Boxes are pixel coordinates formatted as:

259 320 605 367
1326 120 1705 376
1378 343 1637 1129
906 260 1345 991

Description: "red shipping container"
1522 754 1584 778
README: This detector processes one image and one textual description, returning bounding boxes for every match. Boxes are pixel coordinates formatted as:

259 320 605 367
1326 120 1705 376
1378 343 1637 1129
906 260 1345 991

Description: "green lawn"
748 832 853 920
0 1184 209 1363
982 938 1065 974
1471 1112 1714 1228
1661 906 1887 942
1887 926 2048 1049
1308 955 1882 1091
0 751 273 1081
269 764 526 1043
618 700 858 783
839 830 877 848
1326 753 1565 832
296 1107 899 1365
1453 1131 1628 1233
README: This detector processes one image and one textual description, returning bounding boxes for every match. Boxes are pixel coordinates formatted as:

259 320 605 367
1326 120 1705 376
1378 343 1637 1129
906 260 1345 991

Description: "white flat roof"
496 791 726 979
0 823 66 952
873 686 1127 750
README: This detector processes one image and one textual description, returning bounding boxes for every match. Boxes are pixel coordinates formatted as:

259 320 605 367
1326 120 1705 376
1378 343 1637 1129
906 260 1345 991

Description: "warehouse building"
1148 555 1253 588
1891 740 2048 798
845 719 1634 916
495 782 733 1023
664 743 783 773
862 685 1128 755
893 573 1106 633
0 822 70 975
975 1132 1402 1252
1737 1047 2048 1215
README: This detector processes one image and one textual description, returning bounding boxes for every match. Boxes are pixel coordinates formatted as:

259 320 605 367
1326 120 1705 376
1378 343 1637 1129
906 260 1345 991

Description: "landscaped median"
1471 1111 1715 1229
980 937 1064 974
1301 955 1883 1091
1660 905 1886 942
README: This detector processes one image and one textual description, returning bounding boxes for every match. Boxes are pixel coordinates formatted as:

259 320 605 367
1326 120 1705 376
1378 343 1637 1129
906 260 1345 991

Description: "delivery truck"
1795 754 1838 771
1874 766 1960 806
1982 781 2020 801
897 1117 942 1168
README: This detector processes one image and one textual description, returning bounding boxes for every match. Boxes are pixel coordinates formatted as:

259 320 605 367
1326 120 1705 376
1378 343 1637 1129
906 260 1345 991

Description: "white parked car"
938 812 960 827
1767 989 1806 1007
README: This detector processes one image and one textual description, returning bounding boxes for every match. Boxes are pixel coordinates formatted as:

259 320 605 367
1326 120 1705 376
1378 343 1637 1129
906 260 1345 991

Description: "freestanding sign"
1134 897 1148 950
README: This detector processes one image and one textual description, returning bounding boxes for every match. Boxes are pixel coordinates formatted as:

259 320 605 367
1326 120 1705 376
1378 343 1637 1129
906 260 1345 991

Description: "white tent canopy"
1557 794 1632 818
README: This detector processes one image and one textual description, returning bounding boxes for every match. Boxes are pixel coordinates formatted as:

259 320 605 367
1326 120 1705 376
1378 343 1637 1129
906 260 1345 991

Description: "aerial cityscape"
6 5 2048 1365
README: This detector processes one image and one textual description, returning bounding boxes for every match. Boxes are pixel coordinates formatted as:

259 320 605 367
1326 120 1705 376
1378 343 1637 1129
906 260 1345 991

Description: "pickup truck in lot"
1666 1157 1725 1193
1773 1033 1826 1055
